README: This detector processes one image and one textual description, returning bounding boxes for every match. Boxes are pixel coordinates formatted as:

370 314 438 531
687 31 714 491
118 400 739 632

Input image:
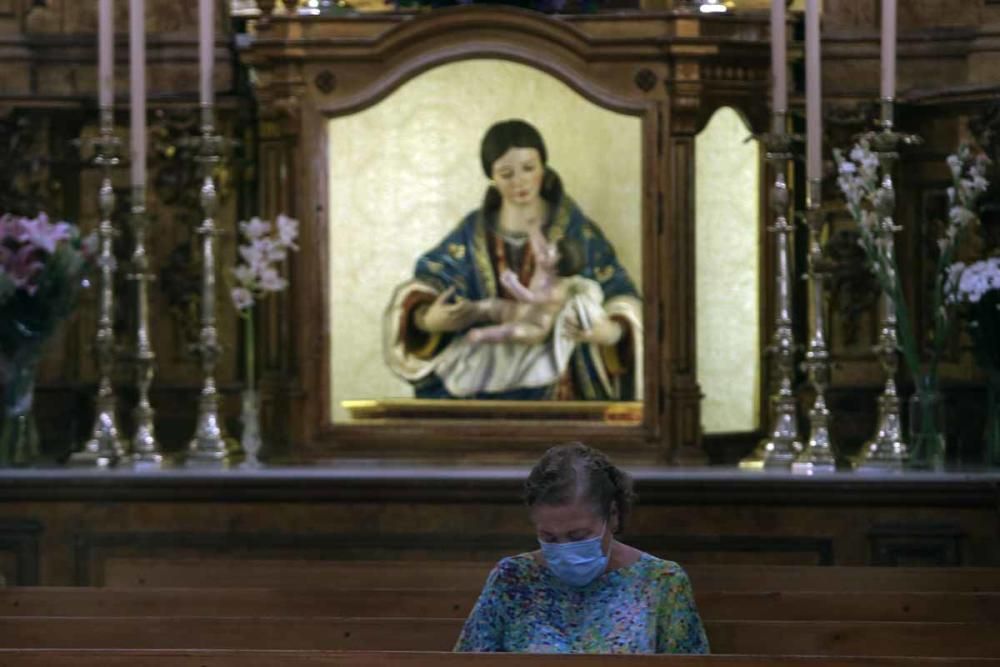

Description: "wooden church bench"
103 558 1000 593
0 649 997 667
2 587 998 623
1 616 999 657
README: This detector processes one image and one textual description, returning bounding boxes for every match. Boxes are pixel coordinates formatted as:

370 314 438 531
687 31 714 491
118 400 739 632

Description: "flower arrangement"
0 212 95 465
228 213 299 464
230 213 299 388
949 255 1000 466
834 140 990 464
950 255 1000 374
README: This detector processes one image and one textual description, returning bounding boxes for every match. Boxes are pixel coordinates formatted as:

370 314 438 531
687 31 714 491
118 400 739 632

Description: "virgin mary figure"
384 119 643 401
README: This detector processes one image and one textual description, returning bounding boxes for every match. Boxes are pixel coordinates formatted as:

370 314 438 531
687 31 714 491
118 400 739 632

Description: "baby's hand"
500 270 520 291
500 269 539 303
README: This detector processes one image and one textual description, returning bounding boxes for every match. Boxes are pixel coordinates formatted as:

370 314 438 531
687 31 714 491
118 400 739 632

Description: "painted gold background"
695 107 761 434
327 59 642 422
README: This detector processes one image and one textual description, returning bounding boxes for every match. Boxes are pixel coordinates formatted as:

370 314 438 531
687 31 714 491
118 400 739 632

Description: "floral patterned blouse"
454 551 710 654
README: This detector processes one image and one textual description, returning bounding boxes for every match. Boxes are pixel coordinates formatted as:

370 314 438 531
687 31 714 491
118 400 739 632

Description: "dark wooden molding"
1 467 998 506
868 522 966 567
0 519 42 586
71 528 833 585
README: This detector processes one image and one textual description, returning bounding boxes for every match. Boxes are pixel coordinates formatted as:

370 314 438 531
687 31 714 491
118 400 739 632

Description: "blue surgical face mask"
538 523 608 587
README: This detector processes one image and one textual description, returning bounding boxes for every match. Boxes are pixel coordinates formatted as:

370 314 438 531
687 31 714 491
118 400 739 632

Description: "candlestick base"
70 390 126 468
859 389 907 470
187 386 230 467
793 395 836 473
741 393 804 469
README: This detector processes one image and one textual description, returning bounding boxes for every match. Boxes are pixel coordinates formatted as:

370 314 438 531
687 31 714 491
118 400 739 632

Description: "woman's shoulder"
629 552 693 585
492 552 543 580
479 553 547 594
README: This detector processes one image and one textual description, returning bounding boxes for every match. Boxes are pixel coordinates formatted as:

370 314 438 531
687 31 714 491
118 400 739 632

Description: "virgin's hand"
564 310 623 346
415 287 482 333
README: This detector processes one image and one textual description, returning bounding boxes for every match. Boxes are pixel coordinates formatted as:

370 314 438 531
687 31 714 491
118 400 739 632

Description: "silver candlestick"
127 183 163 466
861 99 921 468
186 106 229 466
742 112 803 469
71 107 127 467
793 177 836 473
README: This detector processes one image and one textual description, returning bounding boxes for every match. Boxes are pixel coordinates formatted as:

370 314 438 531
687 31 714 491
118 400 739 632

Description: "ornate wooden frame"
240 7 771 463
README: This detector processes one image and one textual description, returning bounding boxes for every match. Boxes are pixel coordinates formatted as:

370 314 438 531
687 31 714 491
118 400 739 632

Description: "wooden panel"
2 588 997 622
3 468 1000 587
868 523 965 567
0 617 999 657
102 559 1000 593
77 530 833 584
0 520 41 586
0 650 996 667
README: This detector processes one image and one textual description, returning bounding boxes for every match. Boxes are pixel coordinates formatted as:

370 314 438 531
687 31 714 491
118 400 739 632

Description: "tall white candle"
806 0 822 182
99 0 113 109
199 0 213 107
881 0 896 100
129 0 145 187
770 0 787 116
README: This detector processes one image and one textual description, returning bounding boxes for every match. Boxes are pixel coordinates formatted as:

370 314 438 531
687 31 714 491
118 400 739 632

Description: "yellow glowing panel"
695 107 761 434
327 59 642 422
731 0 809 9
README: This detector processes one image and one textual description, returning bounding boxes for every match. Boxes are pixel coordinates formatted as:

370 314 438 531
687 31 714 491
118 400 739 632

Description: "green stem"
861 234 922 386
887 271 922 387
244 307 255 394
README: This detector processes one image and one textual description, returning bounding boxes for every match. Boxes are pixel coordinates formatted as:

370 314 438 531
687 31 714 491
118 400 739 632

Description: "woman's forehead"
492 147 541 169
531 500 602 531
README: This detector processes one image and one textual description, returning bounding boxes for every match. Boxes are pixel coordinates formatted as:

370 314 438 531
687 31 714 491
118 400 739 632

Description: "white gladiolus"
835 138 992 391
231 286 254 311
276 214 300 251
229 213 300 311
951 257 1000 304
239 216 271 240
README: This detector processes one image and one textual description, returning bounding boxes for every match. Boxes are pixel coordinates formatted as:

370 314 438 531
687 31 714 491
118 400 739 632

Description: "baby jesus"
467 227 593 345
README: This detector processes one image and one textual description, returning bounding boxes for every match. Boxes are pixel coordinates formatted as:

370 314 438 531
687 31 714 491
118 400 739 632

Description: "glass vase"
240 388 263 468
907 384 946 470
0 351 42 467
985 370 1000 468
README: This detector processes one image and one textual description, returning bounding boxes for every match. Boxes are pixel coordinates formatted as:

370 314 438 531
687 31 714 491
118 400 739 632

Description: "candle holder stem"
127 184 163 466
742 113 803 469
860 98 921 469
793 177 836 472
71 107 127 467
186 105 229 466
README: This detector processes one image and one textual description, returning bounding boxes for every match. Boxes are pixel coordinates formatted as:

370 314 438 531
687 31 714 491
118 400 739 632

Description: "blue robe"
402 195 641 400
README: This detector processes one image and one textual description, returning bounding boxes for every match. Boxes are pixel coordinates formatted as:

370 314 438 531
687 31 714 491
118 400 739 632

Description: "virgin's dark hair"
480 119 564 212
524 442 636 534
481 119 547 176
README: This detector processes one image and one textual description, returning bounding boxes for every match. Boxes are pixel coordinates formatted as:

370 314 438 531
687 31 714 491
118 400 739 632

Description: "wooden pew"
103 559 1000 593
1 649 998 667
1 617 999 658
0 649 998 667
2 587 998 622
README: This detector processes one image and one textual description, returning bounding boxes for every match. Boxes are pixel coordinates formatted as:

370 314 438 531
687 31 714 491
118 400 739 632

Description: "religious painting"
326 59 643 423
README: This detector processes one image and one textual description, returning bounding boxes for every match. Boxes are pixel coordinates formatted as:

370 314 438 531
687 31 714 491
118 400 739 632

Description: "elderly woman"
455 442 709 653
385 119 642 400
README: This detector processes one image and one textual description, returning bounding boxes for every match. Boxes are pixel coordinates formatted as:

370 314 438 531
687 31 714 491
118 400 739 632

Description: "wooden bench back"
0 649 997 667
1 617 999 658
103 559 1000 593
2 587 998 622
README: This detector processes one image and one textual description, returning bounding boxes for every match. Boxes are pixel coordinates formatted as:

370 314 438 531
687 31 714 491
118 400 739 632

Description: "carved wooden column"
663 35 708 465
243 19 309 452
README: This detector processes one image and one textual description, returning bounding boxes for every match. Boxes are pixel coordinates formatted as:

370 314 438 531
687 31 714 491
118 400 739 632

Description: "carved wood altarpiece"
241 7 772 463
